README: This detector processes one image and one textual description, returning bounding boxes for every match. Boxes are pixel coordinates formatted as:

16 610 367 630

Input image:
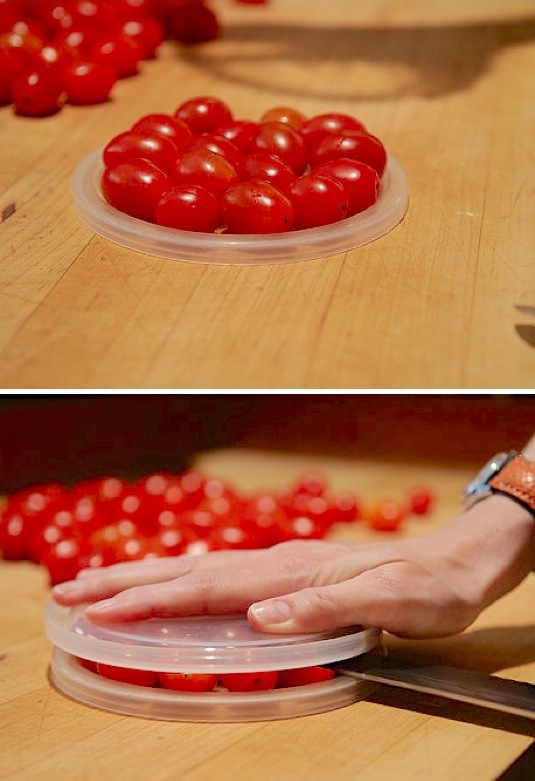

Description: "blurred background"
0 393 534 492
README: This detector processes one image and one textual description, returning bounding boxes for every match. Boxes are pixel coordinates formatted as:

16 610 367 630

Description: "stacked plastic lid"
45 601 382 722
71 149 409 265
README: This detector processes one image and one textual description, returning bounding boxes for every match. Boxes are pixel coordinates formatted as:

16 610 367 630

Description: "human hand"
51 524 494 639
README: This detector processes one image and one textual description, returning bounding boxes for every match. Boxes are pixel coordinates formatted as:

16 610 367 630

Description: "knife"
325 654 535 720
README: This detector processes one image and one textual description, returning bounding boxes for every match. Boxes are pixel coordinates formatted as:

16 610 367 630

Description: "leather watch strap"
488 454 535 514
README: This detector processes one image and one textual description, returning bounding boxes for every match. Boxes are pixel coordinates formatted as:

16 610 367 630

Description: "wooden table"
2 449 534 781
1 1 534 389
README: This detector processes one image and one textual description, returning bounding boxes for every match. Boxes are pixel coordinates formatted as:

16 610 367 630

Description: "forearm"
439 434 535 611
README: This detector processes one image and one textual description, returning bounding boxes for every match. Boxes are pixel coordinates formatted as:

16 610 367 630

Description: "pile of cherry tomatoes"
101 96 386 233
0 0 268 116
78 656 337 691
0 468 433 586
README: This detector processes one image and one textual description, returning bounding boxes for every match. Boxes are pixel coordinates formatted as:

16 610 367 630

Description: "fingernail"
52 581 80 596
249 600 294 627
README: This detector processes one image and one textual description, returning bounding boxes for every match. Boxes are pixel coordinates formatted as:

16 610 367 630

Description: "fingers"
247 562 477 638
58 540 368 624
52 549 264 606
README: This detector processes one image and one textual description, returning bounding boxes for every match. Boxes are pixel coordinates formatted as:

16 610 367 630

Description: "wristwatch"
463 451 535 515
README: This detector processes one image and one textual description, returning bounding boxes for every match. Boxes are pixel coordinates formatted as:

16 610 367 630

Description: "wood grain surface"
0 1 534 389
1 448 534 781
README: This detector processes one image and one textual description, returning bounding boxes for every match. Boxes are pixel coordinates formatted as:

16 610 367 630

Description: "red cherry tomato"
216 119 259 153
220 671 279 692
174 95 233 134
253 121 307 175
155 184 220 232
167 3 219 45
308 130 387 177
300 112 367 149
312 158 380 217
288 173 348 229
89 33 142 78
97 663 157 687
237 152 297 193
103 130 180 174
60 61 117 104
12 67 64 117
407 487 434 515
187 133 243 171
157 672 219 691
172 148 238 198
277 666 336 688
220 180 294 234
131 113 194 154
41 537 89 585
101 159 173 221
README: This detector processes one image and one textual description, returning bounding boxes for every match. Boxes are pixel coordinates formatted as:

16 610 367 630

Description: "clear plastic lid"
71 149 408 265
49 648 378 722
44 601 381 673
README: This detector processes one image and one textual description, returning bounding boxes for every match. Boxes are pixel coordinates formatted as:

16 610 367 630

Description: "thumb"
247 580 377 634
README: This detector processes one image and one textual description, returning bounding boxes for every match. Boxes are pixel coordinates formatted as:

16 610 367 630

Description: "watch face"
464 452 514 507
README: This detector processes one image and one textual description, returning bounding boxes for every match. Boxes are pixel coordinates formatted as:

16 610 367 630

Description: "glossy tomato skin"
216 120 259 154
237 152 297 193
288 173 348 229
312 158 380 216
172 148 238 198
277 666 336 688
97 663 157 687
131 113 194 153
220 671 279 692
220 180 295 234
60 61 117 104
253 121 307 175
308 130 387 177
187 133 243 171
167 3 219 45
175 95 233 135
12 66 64 116
300 112 367 149
157 672 219 692
103 130 179 174
407 487 434 515
366 499 406 532
155 184 220 232
260 105 307 131
101 160 173 221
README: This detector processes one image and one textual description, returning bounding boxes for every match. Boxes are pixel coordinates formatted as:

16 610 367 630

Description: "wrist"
450 493 535 608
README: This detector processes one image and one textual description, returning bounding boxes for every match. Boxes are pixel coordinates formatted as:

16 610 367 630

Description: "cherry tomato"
60 61 117 104
97 663 157 687
131 113 194 154
157 672 219 691
288 173 348 229
42 537 89 585
216 119 259 153
277 666 335 688
12 67 65 117
172 148 238 197
220 180 294 234
220 671 279 692
407 487 434 515
187 133 243 171
155 184 220 232
312 158 380 216
175 95 233 134
300 112 367 149
101 159 173 221
253 121 307 175
308 130 387 177
366 499 406 532
260 106 307 131
237 152 297 193
167 3 219 45
118 15 165 59
90 33 142 78
103 130 179 174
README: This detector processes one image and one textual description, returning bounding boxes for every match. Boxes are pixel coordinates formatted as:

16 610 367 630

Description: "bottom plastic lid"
49 648 378 722
72 149 409 265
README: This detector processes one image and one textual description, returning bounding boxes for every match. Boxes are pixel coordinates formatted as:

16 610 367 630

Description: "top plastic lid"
44 601 381 673
71 149 408 265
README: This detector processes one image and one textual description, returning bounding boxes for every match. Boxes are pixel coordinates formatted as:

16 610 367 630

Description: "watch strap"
488 454 535 514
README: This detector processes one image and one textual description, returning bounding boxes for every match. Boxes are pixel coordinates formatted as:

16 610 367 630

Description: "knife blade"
326 655 535 720
515 324 535 348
